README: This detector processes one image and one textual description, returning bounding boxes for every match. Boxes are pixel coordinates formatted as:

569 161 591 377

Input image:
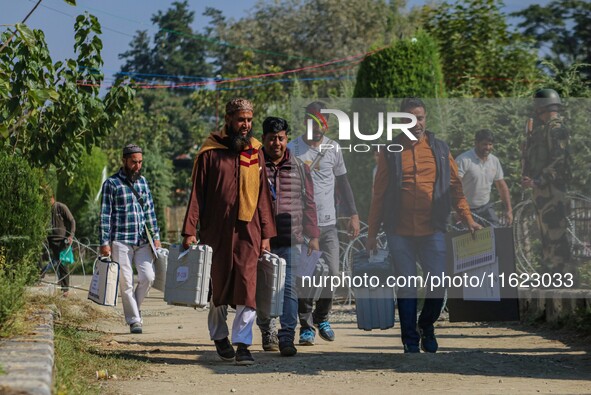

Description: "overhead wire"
30 0 322 62
76 47 384 89
26 0 375 92
0 0 44 53
216 76 354 92
31 0 136 38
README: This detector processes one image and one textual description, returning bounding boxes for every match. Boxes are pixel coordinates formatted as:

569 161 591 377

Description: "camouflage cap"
225 98 254 115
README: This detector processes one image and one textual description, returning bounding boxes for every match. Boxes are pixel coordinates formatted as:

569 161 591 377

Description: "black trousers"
49 244 70 291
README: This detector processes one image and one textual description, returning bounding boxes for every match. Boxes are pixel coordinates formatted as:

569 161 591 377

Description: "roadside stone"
0 308 54 395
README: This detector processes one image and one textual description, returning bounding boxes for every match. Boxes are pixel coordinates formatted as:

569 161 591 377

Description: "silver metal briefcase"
256 251 287 318
164 244 212 308
297 257 328 302
152 247 169 292
353 249 395 331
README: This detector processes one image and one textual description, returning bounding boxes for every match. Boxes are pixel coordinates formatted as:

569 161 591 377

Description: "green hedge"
0 262 36 336
348 32 445 219
0 153 49 270
0 153 49 333
354 31 445 99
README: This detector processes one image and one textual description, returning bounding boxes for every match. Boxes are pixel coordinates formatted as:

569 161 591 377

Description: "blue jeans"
471 202 499 227
387 232 446 347
256 245 299 343
298 225 340 329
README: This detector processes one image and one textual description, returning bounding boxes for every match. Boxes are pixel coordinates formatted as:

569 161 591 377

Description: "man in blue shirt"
99 144 161 334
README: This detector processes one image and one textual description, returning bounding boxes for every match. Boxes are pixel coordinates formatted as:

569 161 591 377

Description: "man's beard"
228 125 253 152
477 149 490 158
311 131 325 142
125 166 141 182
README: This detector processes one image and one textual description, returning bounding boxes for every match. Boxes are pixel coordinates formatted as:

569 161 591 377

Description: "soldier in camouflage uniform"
522 89 572 276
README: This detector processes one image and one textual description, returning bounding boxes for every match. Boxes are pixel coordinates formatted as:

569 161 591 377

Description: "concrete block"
0 378 51 395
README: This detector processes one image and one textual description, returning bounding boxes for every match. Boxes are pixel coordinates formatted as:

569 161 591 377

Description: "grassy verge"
0 300 34 339
0 260 35 339
0 280 43 339
54 325 148 394
27 294 148 395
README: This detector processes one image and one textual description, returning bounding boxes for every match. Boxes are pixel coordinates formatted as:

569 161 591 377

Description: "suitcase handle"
178 244 202 260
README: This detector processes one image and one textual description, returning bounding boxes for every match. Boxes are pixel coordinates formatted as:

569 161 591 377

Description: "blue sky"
3 0 550 79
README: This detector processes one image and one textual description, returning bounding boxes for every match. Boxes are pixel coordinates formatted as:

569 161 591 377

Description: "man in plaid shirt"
99 144 161 334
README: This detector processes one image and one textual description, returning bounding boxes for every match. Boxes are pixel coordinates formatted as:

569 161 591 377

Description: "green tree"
56 146 108 243
118 1 214 169
119 1 211 80
0 153 49 271
205 0 419 92
349 32 445 219
0 154 48 333
354 32 445 99
142 147 173 241
118 30 152 76
0 14 134 178
131 90 203 157
423 0 539 97
191 51 290 133
434 98 525 204
512 0 591 80
57 147 107 216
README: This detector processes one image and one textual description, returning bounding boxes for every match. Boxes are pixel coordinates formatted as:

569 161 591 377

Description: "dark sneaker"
403 343 420 354
299 328 315 345
279 341 297 357
316 321 335 342
214 337 235 361
419 328 438 353
235 344 255 365
261 331 279 352
130 322 143 334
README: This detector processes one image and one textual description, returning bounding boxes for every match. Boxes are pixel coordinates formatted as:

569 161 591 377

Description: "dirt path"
67 276 591 394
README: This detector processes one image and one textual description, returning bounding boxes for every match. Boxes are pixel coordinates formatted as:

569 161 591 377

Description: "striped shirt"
99 169 160 246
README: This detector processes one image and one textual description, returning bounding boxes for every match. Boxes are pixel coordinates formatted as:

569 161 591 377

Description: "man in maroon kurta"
182 98 276 365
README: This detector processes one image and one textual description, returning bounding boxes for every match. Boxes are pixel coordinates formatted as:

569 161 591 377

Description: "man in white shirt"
456 129 513 226
288 101 360 346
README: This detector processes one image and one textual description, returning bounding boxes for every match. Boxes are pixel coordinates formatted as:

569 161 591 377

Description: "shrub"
57 146 108 217
57 146 108 243
141 146 173 241
354 31 445 99
0 153 49 333
0 254 36 335
348 32 446 219
0 153 49 272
